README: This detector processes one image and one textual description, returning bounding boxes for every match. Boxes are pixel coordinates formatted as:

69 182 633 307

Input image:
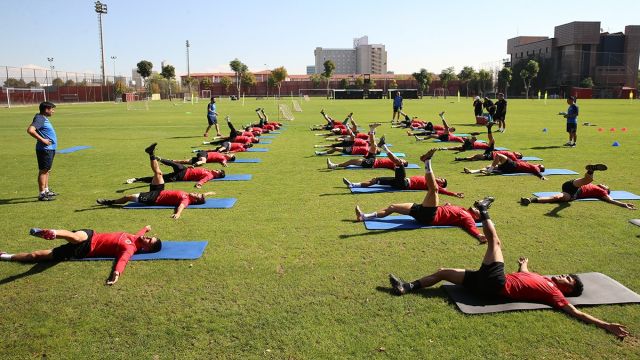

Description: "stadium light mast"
186 40 191 94
47 57 54 85
95 1 108 86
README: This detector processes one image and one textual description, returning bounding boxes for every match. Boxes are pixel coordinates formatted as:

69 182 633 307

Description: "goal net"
183 93 199 104
303 95 310 102
4 88 46 108
292 100 302 112
201 90 211 99
125 93 149 111
432 88 448 98
298 88 333 98
278 104 295 121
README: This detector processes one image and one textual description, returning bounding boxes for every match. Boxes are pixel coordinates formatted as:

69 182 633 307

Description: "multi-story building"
507 21 640 96
314 36 387 75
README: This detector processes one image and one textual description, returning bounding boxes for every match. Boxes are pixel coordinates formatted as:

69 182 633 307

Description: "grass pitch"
0 97 639 359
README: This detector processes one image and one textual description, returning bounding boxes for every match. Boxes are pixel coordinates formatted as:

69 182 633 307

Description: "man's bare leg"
355 203 413 221
522 164 607 205
419 148 440 207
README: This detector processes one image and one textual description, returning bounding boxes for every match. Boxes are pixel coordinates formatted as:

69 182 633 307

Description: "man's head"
449 126 456 132
538 164 546 173
597 184 611 194
514 152 523 159
436 177 448 188
215 169 226 178
39 101 56 116
137 236 162 253
467 206 481 221
400 159 409 167
210 97 216 103
396 91 400 97
552 274 584 297
497 93 504 100
474 96 480 101
188 193 206 204
226 154 236 162
567 96 576 105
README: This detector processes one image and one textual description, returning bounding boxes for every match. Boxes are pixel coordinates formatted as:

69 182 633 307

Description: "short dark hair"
39 101 56 113
210 97 215 102
441 178 448 188
138 238 162 254
567 274 584 297
568 96 576 102
229 154 236 161
218 169 226 178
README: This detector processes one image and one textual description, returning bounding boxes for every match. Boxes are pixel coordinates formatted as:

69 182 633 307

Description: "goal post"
298 88 334 98
292 99 302 112
201 90 211 99
278 103 295 121
183 93 199 104
125 93 149 111
5 88 46 108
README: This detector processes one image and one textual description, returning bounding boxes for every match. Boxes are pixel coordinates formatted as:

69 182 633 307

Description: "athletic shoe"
96 198 115 205
320 109 325 115
377 135 386 147
45 190 58 197
569 143 576 147
342 178 352 187
255 108 261 112
327 158 337 170
30 228 56 240
314 151 323 156
144 142 158 155
125 178 136 184
438 111 445 117
389 274 408 296
463 168 471 174
473 196 495 212
414 135 422 141
38 194 55 201
563 142 573 146
520 197 531 206
586 164 607 172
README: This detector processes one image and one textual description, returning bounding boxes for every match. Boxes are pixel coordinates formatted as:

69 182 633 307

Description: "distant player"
560 96 578 147
494 93 507 132
203 97 221 137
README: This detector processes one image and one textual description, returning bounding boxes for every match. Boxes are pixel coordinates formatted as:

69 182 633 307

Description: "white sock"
44 187 49 192
363 212 377 219
351 183 362 188
486 166 494 172
40 191 46 195
424 159 432 173
0 253 13 261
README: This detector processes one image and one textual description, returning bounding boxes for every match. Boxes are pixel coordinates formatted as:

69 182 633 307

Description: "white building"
314 36 387 75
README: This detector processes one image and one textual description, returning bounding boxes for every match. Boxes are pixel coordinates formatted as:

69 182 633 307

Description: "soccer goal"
183 93 199 104
299 88 333 98
4 88 46 108
125 93 149 111
303 95 310 102
292 100 302 112
201 90 211 99
279 103 295 121
432 88 448 98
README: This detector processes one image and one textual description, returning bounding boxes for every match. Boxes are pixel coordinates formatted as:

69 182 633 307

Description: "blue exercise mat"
344 163 420 170
342 152 405 157
246 148 269 152
350 185 421 194
123 198 236 209
364 215 483 230
433 139 486 143
259 135 276 139
521 156 543 161
58 146 93 154
494 147 509 151
76 241 208 261
213 174 252 181
259 140 272 144
533 190 640 200
501 169 578 176
269 131 281 134
232 158 261 163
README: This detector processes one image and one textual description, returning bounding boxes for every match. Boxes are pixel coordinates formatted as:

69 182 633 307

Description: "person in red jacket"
464 153 546 180
355 148 485 243
0 225 161 286
97 143 213 218
520 164 636 209
387 197 629 339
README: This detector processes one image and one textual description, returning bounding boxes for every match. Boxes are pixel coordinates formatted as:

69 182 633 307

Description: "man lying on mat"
521 164 636 210
452 123 520 160
388 197 629 339
0 225 161 286
315 123 383 156
252 108 281 131
97 143 213 219
310 109 352 131
202 116 259 146
124 143 225 187
172 150 235 167
411 111 458 140
342 145 463 198
326 141 407 170
355 148 484 243
464 152 546 180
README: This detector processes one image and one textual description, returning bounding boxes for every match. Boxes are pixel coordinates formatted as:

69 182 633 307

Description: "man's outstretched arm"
561 304 629 339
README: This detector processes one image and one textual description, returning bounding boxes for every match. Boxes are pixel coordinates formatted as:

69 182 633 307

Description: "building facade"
507 21 640 96
314 36 387 75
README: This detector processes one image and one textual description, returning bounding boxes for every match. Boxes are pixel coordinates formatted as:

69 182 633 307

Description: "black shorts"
409 203 437 224
342 147 353 154
393 106 401 112
437 133 449 142
497 159 518 173
494 115 505 121
566 122 577 133
51 229 94 261
361 157 375 168
139 190 162 204
474 109 483 117
561 180 579 198
36 150 55 171
462 139 474 151
463 261 506 296
163 169 186 183
207 115 218 125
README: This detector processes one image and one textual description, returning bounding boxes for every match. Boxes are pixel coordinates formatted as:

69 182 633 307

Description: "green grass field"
0 98 639 359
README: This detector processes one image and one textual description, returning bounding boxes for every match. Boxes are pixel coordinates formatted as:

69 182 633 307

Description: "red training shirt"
577 184 609 199
154 190 192 208
183 168 221 186
205 151 228 165
501 272 569 309
431 205 480 237
88 226 149 274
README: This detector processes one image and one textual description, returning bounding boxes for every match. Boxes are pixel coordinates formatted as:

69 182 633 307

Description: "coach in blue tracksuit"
392 91 403 123
27 101 58 201
204 96 221 137
562 96 578 147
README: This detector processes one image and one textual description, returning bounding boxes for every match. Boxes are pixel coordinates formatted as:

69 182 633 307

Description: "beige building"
314 36 387 75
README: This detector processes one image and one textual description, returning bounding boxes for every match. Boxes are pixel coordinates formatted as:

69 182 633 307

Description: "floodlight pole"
264 63 269 98
111 56 117 101
95 1 108 86
186 40 191 95
47 57 54 85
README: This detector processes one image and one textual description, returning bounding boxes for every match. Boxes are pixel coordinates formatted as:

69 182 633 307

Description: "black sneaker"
377 135 386 147
474 196 495 212
45 189 58 197
520 197 531 206
586 164 607 172
144 142 158 155
389 274 408 296
342 178 352 187
96 198 115 205
255 108 261 112
38 194 54 201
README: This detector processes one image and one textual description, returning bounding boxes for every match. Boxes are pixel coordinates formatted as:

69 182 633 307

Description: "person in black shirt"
473 96 483 118
495 93 507 133
483 97 496 124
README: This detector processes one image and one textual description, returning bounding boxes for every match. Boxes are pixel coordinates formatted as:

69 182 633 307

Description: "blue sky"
1 0 639 77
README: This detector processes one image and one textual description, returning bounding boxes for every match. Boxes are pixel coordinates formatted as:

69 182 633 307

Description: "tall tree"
354 76 365 89
579 77 594 88
439 67 457 98
160 65 176 98
520 59 540 99
412 68 432 97
497 67 512 95
458 66 476 96
136 60 153 90
220 76 232 94
4 78 27 87
322 60 335 98
241 71 256 94
229 58 248 97
309 73 323 88
477 69 493 95
271 66 288 98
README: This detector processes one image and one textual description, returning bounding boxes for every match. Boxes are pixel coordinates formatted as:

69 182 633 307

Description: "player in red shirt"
520 164 636 209
326 142 407 170
315 123 383 156
464 153 546 180
310 109 351 131
96 143 213 218
125 156 224 188
355 149 485 242
453 123 522 160
201 117 259 146
171 151 236 167
0 225 161 285
387 197 629 339
412 112 457 140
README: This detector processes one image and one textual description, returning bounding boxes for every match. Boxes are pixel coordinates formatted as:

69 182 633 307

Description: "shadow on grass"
374 286 444 300
166 136 203 139
74 205 120 213
339 228 399 239
0 196 40 205
544 202 571 217
0 261 60 285
451 123 483 127
529 146 565 150
115 184 149 194
319 192 351 197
